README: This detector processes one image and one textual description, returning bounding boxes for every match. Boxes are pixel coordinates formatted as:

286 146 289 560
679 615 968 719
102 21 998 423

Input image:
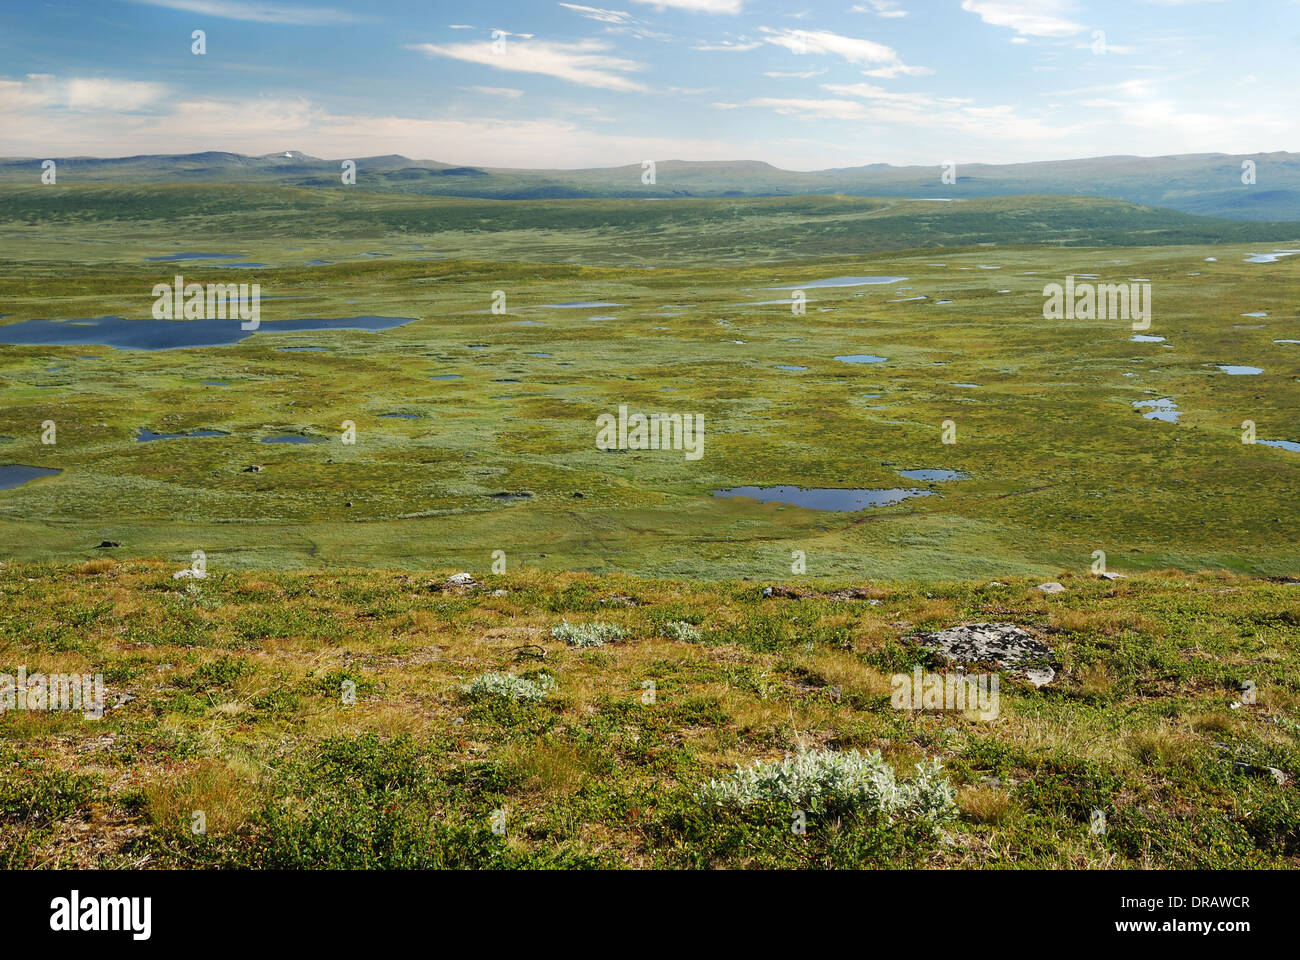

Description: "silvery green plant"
551 620 626 648
660 620 703 643
700 749 956 824
463 672 556 703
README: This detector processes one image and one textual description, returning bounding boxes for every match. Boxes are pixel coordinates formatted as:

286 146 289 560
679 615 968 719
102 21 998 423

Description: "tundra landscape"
0 0 1297 894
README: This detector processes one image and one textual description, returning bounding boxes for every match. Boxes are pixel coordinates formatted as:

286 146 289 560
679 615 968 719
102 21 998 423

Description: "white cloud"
126 0 362 26
760 27 930 76
960 1 1086 37
629 0 743 12
743 97 869 120
467 86 525 98
0 75 168 112
559 4 634 24
693 40 760 51
408 38 648 92
763 68 826 78
852 1 907 18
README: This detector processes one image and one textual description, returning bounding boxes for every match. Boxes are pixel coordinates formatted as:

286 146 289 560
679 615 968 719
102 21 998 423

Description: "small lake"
1258 439 1300 452
539 301 623 308
713 485 932 511
1134 398 1180 422
769 276 906 289
260 434 326 444
0 465 61 490
898 469 967 482
1245 250 1300 264
1131 335 1165 342
144 252 242 261
430 374 462 380
137 428 229 442
0 315 419 350
835 354 888 364
1217 365 1263 375
774 365 807 371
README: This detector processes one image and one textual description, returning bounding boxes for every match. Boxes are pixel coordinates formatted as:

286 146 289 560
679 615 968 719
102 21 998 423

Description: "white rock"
1037 582 1066 593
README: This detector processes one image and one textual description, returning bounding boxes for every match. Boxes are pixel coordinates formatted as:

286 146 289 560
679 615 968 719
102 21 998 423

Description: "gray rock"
1037 582 1066 594
1231 761 1288 786
915 622 1056 687
443 572 480 590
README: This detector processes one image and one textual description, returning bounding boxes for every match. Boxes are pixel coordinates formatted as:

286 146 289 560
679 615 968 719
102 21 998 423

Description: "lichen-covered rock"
915 622 1056 687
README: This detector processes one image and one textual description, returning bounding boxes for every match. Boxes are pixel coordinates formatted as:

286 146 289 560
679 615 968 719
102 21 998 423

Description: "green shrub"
551 620 626 648
701 749 956 824
463 672 557 703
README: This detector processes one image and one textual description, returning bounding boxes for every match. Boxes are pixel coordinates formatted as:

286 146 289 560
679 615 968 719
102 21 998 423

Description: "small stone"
95 540 121 548
443 572 480 590
1231 761 1288 786
1037 582 1066 594
242 465 263 473
172 568 206 579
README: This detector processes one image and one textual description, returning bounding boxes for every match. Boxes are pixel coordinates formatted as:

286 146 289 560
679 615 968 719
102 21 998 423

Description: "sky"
0 0 1297 169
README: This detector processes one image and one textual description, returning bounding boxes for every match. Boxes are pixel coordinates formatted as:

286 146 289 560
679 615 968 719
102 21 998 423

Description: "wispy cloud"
760 27 930 77
694 39 760 51
467 86 525 98
408 38 648 93
127 0 363 26
629 0 744 12
852 1 908 18
0 74 168 112
960 1 1085 38
559 4 634 24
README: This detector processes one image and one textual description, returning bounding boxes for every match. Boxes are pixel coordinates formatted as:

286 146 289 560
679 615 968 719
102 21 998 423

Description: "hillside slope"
1 563 1296 869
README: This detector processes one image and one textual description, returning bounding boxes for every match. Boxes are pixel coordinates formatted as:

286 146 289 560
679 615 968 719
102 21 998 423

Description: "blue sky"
1 0 1296 168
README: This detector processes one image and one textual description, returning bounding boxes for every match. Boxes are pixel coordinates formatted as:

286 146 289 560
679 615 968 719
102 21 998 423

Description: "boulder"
915 622 1056 687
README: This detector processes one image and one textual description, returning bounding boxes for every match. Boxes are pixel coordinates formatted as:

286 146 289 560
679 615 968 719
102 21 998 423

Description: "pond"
260 434 326 444
0 465 61 490
768 276 906 289
1217 365 1263 375
897 469 967 482
713 485 932 511
137 428 229 442
1134 398 1180 422
0 315 419 350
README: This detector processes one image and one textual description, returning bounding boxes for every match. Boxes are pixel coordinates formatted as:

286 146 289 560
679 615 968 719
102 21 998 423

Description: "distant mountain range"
2 150 1297 221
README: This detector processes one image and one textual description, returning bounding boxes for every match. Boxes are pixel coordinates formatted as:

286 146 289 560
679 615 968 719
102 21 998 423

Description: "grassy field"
0 187 1296 578
1 561 1296 869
